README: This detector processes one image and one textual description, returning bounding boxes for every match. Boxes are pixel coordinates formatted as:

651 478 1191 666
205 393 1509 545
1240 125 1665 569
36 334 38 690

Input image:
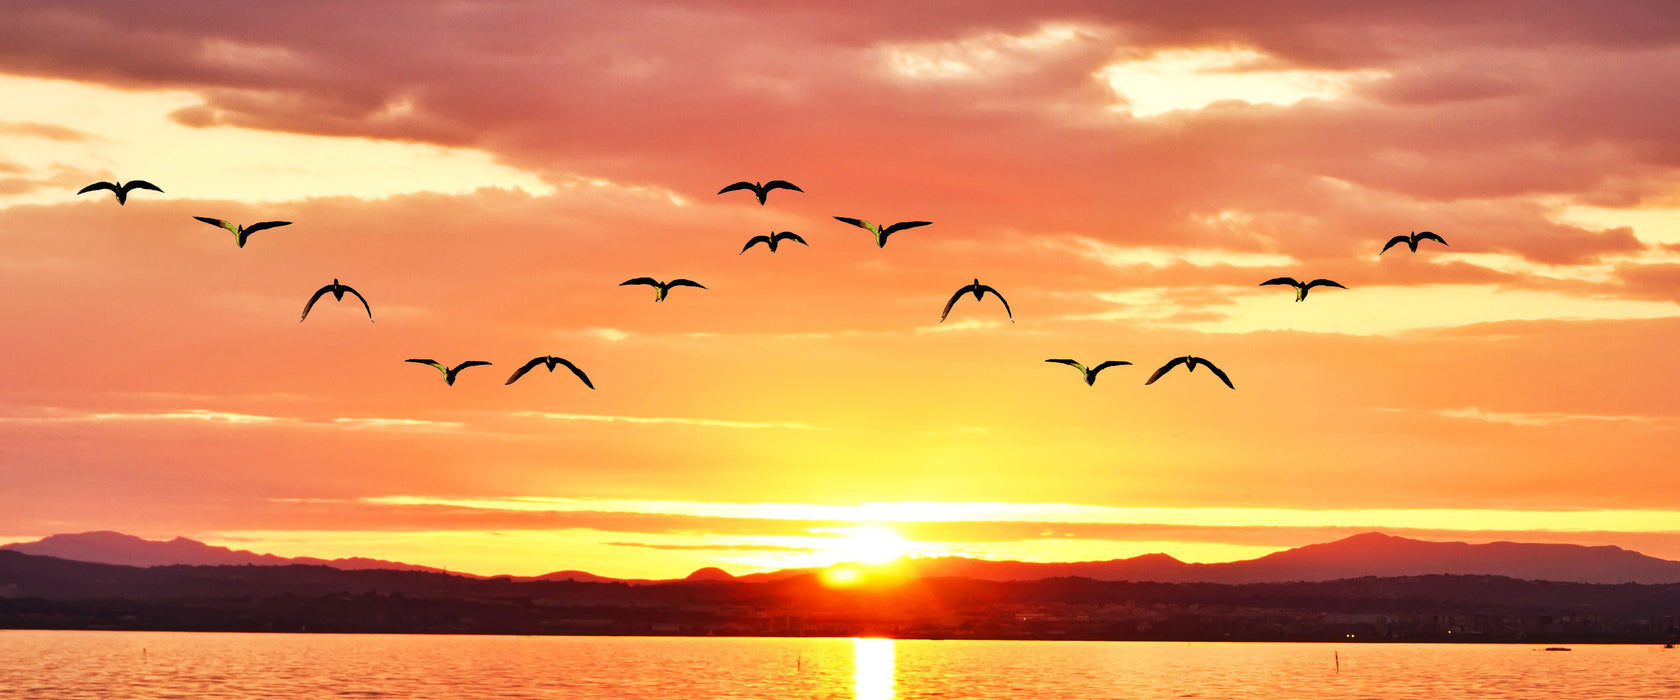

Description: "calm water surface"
1 631 1676 698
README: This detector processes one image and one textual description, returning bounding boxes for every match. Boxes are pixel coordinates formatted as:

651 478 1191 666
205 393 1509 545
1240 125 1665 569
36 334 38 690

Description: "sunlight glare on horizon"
823 524 915 565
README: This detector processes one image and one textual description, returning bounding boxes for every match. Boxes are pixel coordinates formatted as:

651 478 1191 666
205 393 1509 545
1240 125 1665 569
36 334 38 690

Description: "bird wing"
243 221 292 235
299 284 333 322
833 216 876 234
1379 235 1411 254
740 235 771 254
717 181 756 195
555 358 596 389
1199 359 1236 389
1415 231 1448 246
122 180 163 193
342 285 374 320
406 359 446 375
940 286 968 322
77 181 118 195
978 285 1013 320
773 232 808 246
1045 358 1085 371
1259 277 1299 287
883 221 932 236
1304 279 1346 290
194 216 241 235
620 277 661 287
667 279 707 289
454 360 493 372
505 357 546 385
1091 361 1133 374
1144 357 1188 385
763 180 803 193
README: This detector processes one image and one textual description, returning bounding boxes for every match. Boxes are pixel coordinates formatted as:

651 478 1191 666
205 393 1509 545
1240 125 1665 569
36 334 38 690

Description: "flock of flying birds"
76 177 1449 393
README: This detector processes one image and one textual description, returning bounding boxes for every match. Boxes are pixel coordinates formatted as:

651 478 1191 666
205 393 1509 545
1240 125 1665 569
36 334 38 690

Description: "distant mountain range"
8 531 1680 585
0 531 455 575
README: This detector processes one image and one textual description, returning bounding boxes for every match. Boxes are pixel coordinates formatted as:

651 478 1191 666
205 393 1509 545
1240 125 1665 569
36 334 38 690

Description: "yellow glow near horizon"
823 565 865 587
0 73 553 208
1097 47 1388 117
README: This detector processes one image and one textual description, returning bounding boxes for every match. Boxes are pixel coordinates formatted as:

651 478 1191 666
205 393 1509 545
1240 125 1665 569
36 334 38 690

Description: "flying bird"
1259 277 1347 302
1380 231 1448 255
194 217 291 248
833 217 930 248
620 277 706 302
300 279 373 322
405 359 492 386
718 180 803 205
740 231 808 255
941 278 1013 323
1045 359 1132 386
77 180 162 205
505 356 595 388
1145 356 1235 390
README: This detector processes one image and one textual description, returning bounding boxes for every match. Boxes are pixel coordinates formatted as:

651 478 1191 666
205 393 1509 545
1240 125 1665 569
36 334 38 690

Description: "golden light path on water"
854 637 896 700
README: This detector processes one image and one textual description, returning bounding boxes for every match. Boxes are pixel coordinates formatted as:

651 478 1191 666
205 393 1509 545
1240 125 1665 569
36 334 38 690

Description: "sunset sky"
4 2 1680 579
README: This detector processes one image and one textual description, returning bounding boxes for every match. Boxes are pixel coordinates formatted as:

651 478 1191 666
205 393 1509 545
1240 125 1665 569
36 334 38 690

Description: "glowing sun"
829 524 913 565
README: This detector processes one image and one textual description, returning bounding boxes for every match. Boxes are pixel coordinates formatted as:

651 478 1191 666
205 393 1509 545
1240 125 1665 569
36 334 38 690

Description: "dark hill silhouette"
0 531 460 575
685 567 736 581
743 533 1680 585
520 570 621 583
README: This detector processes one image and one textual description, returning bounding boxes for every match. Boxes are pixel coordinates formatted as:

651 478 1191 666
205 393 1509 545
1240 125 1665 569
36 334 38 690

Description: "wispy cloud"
604 541 817 553
0 408 292 425
516 411 827 431
1390 406 1674 427
0 408 465 432
330 417 464 431
354 496 1680 534
1064 236 1297 269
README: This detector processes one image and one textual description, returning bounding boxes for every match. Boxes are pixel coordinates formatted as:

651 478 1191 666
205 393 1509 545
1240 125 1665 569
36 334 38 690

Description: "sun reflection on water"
852 637 895 700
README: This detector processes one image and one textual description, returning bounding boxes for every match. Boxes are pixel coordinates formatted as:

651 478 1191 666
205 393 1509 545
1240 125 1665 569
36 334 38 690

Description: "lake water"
1 631 1675 698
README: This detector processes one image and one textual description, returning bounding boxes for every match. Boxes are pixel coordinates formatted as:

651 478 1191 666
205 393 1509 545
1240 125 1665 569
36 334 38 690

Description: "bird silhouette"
405 359 492 386
833 217 930 248
1259 277 1347 302
300 279 373 322
77 180 162 205
1380 231 1448 255
1145 356 1235 389
718 180 803 205
194 217 291 248
740 231 808 255
1046 359 1132 386
621 277 707 302
941 278 1013 323
506 356 595 388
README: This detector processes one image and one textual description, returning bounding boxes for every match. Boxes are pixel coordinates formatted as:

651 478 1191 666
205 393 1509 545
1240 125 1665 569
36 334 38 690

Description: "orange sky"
3 2 1680 578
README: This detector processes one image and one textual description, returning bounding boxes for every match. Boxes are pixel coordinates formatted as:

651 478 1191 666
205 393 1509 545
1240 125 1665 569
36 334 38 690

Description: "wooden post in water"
1334 651 1340 673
